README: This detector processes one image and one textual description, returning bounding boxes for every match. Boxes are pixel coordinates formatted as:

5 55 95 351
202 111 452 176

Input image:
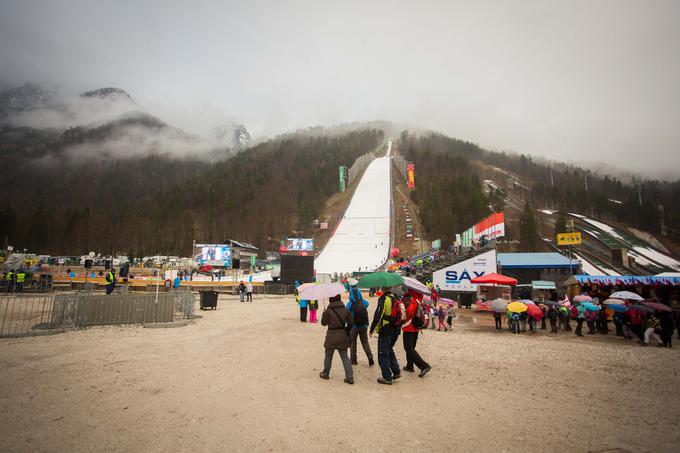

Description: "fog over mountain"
1 0 679 178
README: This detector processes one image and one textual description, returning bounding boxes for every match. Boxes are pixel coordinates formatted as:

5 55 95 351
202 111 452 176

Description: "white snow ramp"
315 155 391 274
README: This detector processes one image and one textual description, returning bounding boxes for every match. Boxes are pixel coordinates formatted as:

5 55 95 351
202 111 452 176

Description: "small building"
497 252 580 285
224 239 259 271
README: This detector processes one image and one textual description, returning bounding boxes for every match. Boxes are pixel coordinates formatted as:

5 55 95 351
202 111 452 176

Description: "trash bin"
200 291 218 310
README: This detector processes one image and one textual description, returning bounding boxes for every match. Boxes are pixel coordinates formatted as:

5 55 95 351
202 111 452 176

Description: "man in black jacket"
370 288 401 385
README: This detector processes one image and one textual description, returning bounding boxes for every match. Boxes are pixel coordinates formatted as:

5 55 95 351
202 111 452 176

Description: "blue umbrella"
607 303 627 312
580 302 600 311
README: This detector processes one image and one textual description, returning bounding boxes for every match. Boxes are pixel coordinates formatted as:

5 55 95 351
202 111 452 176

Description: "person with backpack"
370 287 404 385
509 311 521 334
346 285 374 366
401 289 431 377
319 294 354 384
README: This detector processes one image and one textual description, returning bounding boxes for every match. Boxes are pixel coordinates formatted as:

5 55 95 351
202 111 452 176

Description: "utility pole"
638 185 642 207
550 170 554 187
584 174 588 192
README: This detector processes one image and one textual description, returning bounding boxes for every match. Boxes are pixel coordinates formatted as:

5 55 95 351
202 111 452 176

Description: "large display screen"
195 244 232 267
285 238 314 252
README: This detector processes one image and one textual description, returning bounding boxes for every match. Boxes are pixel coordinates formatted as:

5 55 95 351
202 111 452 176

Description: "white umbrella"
402 276 431 295
298 282 346 300
609 291 643 301
603 298 624 305
491 298 508 313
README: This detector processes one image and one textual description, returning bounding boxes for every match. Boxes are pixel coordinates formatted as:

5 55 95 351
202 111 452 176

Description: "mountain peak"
0 82 56 112
80 87 135 103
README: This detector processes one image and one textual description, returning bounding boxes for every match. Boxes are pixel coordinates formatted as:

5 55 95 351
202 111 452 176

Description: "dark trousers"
493 313 502 331
247 292 252 302
510 319 520 334
587 320 596 334
540 317 547 330
597 319 609 334
403 331 429 371
300 307 307 322
350 327 373 363
322 348 353 379
549 317 558 333
615 319 624 337
106 284 115 295
661 331 673 347
377 332 400 380
528 318 536 332
575 319 584 336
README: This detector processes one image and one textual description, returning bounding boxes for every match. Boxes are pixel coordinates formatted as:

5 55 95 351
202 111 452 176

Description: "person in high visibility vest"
6 270 15 293
105 270 116 294
16 271 26 292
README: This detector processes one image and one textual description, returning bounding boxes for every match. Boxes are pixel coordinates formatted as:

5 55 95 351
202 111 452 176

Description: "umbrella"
520 299 536 305
402 276 431 295
543 300 560 307
507 302 528 313
641 301 672 313
347 278 359 286
603 298 624 305
526 304 543 319
357 272 404 289
491 299 508 313
607 303 627 313
439 297 455 306
610 291 643 301
580 302 600 311
629 304 654 314
470 273 518 286
297 282 346 300
296 282 315 294
573 294 593 303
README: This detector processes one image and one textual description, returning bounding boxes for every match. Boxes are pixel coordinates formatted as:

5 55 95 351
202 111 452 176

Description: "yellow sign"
557 232 582 245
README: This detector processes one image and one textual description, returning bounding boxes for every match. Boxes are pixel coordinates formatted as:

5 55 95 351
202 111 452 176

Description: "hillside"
396 131 680 273
0 128 383 256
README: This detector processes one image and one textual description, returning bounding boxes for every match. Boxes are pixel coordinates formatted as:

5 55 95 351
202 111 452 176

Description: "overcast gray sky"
1 0 679 177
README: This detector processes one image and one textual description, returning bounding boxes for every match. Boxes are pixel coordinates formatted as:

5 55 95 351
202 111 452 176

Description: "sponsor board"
432 250 497 292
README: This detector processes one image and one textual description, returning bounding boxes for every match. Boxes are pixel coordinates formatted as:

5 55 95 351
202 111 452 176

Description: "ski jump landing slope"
314 147 392 274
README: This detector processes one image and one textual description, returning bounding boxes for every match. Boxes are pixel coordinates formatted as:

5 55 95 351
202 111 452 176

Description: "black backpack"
351 300 369 326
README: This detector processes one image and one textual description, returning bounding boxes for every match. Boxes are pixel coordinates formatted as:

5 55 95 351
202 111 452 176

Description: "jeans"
377 333 400 380
587 320 596 334
350 327 373 364
239 292 245 302
403 331 429 371
549 318 558 333
322 348 353 379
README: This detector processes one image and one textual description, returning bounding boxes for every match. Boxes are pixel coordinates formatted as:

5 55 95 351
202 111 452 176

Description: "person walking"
643 314 663 346
548 305 559 333
401 290 431 377
370 288 404 385
246 281 253 302
319 294 354 384
238 281 246 303
347 285 374 366
309 300 319 323
437 305 448 332
15 270 26 292
446 305 455 330
659 311 674 348
429 305 437 330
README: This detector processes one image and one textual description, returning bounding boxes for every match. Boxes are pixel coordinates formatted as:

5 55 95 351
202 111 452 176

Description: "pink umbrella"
439 297 455 306
573 295 593 303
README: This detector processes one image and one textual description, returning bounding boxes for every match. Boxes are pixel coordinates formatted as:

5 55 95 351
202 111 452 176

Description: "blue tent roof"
497 253 579 269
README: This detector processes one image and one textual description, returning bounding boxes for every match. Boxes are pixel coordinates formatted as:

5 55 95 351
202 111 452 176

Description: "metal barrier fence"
393 152 408 181
0 294 56 337
0 292 196 337
0 277 54 293
347 151 376 187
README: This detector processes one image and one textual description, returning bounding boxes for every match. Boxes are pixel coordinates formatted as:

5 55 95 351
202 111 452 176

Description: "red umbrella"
470 273 518 286
526 303 544 320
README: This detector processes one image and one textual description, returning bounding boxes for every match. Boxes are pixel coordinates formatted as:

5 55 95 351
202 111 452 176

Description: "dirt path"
1 295 679 452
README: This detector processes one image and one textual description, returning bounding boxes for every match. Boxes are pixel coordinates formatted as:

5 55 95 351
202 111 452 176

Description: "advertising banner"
557 232 582 245
339 166 347 192
285 238 315 252
460 212 505 246
433 250 497 292
407 163 415 189
195 244 232 267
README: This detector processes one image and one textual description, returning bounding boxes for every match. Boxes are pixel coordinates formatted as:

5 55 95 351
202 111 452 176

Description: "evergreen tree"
520 202 539 252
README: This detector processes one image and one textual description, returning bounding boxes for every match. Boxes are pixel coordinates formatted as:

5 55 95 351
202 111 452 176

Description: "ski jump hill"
314 141 392 275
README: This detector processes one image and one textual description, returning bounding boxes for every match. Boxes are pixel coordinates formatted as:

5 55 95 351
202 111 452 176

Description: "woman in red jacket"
401 289 432 378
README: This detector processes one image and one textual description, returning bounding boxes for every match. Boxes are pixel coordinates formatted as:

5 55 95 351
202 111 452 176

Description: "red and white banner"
473 212 505 240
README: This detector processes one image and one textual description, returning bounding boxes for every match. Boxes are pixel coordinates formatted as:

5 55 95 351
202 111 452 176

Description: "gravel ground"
1 295 679 453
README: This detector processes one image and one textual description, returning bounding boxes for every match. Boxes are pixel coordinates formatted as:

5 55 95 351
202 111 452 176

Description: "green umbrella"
357 271 404 289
